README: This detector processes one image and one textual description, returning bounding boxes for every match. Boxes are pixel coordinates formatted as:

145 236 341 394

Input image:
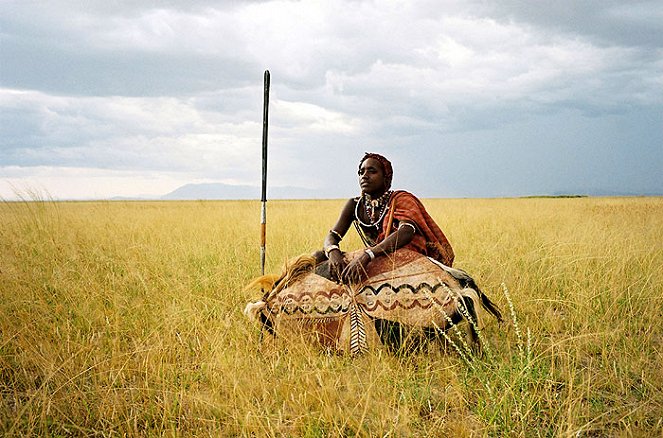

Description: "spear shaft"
261 70 270 276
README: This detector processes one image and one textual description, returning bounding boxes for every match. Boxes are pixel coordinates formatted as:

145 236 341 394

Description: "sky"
1 0 662 200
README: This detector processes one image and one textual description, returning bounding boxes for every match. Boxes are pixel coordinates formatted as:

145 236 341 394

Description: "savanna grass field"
1 196 662 436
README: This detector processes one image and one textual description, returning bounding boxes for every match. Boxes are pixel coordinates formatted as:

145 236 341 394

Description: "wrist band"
364 248 376 260
398 222 416 233
325 244 340 257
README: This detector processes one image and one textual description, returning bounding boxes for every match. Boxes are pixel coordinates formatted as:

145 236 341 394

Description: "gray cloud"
1 0 661 199
477 0 663 48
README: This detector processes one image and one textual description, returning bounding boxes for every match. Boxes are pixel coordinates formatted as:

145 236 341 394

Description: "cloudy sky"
1 0 662 200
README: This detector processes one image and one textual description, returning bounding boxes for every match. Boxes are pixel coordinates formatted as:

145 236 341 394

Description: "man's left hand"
341 252 371 285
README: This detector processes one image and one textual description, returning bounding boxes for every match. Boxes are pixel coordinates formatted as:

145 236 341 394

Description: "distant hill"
161 183 321 200
107 183 661 201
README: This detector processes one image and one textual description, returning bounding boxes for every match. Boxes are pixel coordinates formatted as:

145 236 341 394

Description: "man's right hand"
328 249 345 282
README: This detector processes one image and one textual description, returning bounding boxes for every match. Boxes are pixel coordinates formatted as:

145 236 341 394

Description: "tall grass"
1 197 661 436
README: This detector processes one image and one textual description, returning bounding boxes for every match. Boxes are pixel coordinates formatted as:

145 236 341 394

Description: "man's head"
358 152 393 195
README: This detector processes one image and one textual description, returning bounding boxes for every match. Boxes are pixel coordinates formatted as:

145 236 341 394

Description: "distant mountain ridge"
106 183 662 201
161 183 321 200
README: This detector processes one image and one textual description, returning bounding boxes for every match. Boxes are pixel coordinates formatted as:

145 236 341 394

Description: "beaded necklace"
354 190 392 229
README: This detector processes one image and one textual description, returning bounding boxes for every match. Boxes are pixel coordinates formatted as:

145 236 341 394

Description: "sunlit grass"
1 197 662 435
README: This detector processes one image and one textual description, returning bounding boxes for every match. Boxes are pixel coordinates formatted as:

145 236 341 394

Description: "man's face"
358 158 387 196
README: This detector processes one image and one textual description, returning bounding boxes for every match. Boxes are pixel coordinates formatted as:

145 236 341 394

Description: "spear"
260 70 270 276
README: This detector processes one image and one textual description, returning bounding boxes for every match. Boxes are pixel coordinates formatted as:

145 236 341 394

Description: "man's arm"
324 198 356 281
323 198 355 250
341 221 416 284
371 221 416 256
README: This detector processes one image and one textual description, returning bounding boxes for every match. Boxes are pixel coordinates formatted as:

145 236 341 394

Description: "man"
315 152 454 284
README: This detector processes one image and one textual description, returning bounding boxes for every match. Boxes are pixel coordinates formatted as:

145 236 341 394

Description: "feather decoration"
349 303 368 355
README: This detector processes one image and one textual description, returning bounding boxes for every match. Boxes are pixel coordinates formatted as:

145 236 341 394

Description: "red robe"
377 191 455 266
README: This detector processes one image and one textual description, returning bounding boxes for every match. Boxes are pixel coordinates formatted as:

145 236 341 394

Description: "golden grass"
1 197 662 436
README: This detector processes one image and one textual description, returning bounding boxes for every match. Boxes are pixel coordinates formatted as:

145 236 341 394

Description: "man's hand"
328 249 345 282
341 252 371 285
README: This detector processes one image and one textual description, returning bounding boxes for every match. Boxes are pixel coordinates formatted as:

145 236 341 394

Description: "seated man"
314 152 454 284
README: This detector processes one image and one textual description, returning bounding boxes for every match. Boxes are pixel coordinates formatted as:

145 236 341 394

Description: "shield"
245 249 502 354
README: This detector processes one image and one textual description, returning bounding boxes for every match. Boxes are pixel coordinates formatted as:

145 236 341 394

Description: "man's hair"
359 152 393 190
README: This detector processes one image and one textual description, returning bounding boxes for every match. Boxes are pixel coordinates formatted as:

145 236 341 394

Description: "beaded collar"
354 190 392 229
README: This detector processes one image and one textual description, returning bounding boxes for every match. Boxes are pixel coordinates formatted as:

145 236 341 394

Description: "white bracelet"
398 222 416 233
325 244 340 257
364 248 376 260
